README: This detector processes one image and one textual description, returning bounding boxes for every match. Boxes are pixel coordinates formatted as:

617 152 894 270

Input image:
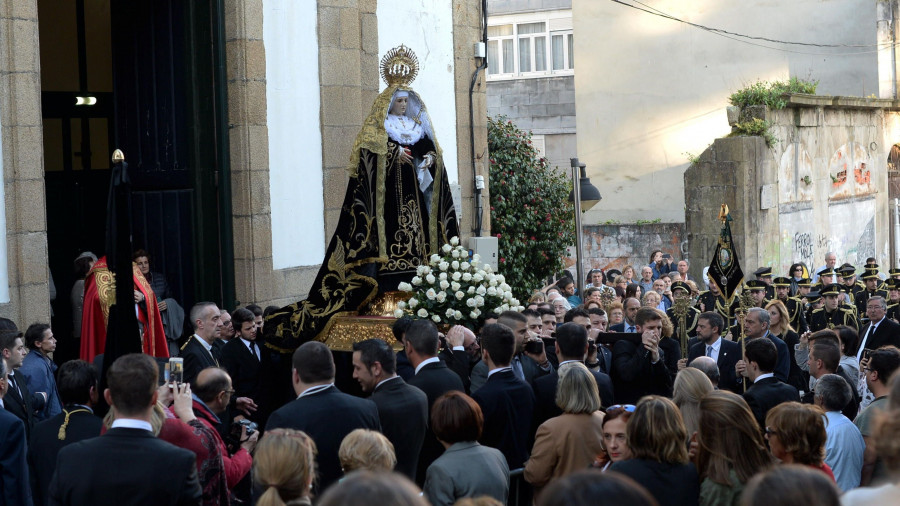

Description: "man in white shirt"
813 252 838 284
814 374 864 492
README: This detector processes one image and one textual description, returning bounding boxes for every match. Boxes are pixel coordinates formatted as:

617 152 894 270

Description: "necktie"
626 324 635 333
8 374 21 399
706 345 713 358
512 356 525 382
249 341 259 361
864 324 876 349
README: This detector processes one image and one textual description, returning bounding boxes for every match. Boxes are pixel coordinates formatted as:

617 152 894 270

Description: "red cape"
80 256 169 361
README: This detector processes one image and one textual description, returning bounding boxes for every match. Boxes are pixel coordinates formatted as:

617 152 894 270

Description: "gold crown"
380 45 419 87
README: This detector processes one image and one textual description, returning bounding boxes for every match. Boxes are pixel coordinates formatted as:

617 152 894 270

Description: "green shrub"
488 116 575 300
728 77 819 110
727 118 777 147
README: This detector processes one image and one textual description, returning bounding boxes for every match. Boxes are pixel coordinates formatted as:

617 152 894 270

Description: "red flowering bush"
488 116 575 300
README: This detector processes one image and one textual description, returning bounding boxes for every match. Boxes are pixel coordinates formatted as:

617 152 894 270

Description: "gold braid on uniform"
58 408 91 440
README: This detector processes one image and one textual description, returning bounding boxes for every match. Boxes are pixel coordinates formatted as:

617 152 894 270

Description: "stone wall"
571 223 686 277
685 95 895 284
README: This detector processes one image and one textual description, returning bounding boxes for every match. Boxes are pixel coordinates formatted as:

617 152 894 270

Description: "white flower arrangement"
394 236 524 328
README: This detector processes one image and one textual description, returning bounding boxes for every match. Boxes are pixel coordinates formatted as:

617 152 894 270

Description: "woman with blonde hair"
525 362 605 497
609 396 699 506
642 291 661 308
608 302 625 326
765 300 805 392
254 429 318 506
339 429 396 473
673 368 714 440
764 402 833 481
696 391 771 505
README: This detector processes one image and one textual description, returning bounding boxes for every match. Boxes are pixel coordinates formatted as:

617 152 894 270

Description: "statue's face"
390 96 408 115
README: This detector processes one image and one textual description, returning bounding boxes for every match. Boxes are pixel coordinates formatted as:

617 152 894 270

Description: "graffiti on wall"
829 143 873 200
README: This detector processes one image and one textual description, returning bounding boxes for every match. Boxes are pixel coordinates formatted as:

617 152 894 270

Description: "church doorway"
39 0 233 354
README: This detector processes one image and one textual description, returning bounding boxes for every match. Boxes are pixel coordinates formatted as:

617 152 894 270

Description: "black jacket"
471 369 535 470
266 385 381 491
408 360 465 484
743 376 800 428
180 335 219 386
49 427 202 505
859 317 900 351
369 377 428 481
611 339 672 404
532 365 615 427
687 338 742 394
29 406 102 506
219 338 273 427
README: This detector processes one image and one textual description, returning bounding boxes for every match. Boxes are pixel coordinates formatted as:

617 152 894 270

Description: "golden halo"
380 45 419 87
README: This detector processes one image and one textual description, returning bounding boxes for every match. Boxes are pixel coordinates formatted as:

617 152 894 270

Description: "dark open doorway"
39 0 233 359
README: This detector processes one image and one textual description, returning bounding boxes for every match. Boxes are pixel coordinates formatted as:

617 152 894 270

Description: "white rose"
511 298 520 306
426 274 436 284
473 273 484 283
450 236 460 246
504 291 513 300
451 260 460 269
417 308 428 318
486 286 497 296
486 274 496 283
470 311 479 319
398 282 413 292
455 291 465 300
466 298 477 307
451 281 461 292
442 244 452 253
501 304 509 311
485 264 493 273
475 295 484 306
499 283 510 292
417 265 427 276
439 272 448 280
439 280 450 290
439 261 449 271
493 307 503 314
452 272 461 281
398 301 407 309
477 285 487 296
432 315 441 323
409 298 418 308
422 266 432 275
430 254 441 263
446 308 456 318
393 309 404 318
426 288 437 300
455 311 463 320
460 262 470 270
489 279 498 287
496 274 505 283
468 286 476 294
411 276 422 286
436 291 447 303
462 273 472 282
473 253 481 262
451 249 460 259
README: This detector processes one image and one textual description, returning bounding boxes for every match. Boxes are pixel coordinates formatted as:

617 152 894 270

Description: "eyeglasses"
606 404 636 413
765 427 778 436
224 389 235 395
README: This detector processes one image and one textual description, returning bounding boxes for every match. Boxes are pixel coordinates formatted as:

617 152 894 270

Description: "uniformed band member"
754 267 775 301
772 277 808 334
808 283 858 331
667 281 700 345
796 277 813 300
886 279 900 323
804 290 822 328
889 267 900 284
838 264 863 303
856 267 889 317
696 280 729 326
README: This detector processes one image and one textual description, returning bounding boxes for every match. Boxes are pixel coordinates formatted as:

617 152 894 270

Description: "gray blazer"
423 441 509 506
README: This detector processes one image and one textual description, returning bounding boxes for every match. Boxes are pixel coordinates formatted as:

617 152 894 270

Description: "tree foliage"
488 116 575 300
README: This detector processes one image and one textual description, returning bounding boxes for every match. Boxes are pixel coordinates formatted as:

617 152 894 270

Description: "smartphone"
587 339 597 355
662 253 672 260
169 357 184 384
862 349 873 362
524 340 544 355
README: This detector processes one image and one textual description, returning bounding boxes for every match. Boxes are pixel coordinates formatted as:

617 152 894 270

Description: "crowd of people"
4 249 900 505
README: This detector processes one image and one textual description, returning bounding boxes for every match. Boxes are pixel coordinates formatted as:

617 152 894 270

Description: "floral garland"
395 236 524 329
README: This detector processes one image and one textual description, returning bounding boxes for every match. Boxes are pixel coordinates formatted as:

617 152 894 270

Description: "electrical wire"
611 0 897 56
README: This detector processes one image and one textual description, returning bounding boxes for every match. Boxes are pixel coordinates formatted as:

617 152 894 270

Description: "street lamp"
569 157 602 297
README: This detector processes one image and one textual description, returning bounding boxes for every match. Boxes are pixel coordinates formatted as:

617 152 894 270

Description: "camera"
524 339 544 355
231 419 258 438
587 338 597 356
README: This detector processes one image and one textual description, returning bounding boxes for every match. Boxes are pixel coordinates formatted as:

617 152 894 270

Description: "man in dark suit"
29 360 102 506
0 358 30 505
564 308 612 375
533 322 615 428
266 341 381 491
857 296 900 357
608 297 641 333
351 338 427 482
393 316 416 381
611 307 672 404
1 329 45 438
181 302 224 386
438 325 476 393
471 323 535 470
49 353 202 504
741 307 791 383
681 312 742 393
405 319 465 484
740 338 800 428
470 311 553 392
219 307 270 428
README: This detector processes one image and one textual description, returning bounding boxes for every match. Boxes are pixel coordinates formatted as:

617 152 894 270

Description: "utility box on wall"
469 236 498 271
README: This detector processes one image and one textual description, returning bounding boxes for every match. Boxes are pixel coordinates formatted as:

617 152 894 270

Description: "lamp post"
569 157 602 297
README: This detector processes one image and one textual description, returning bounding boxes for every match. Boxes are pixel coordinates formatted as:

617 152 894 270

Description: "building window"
487 12 573 79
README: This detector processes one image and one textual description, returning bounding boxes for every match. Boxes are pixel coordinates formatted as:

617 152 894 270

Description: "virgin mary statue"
264 45 459 352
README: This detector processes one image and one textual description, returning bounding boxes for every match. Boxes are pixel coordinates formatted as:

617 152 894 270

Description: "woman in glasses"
609 396 699 506
695 391 771 506
764 402 834 481
525 362 605 498
594 404 635 471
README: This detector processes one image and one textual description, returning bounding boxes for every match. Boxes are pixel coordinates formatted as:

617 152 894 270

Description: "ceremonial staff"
707 205 745 388
672 295 691 360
